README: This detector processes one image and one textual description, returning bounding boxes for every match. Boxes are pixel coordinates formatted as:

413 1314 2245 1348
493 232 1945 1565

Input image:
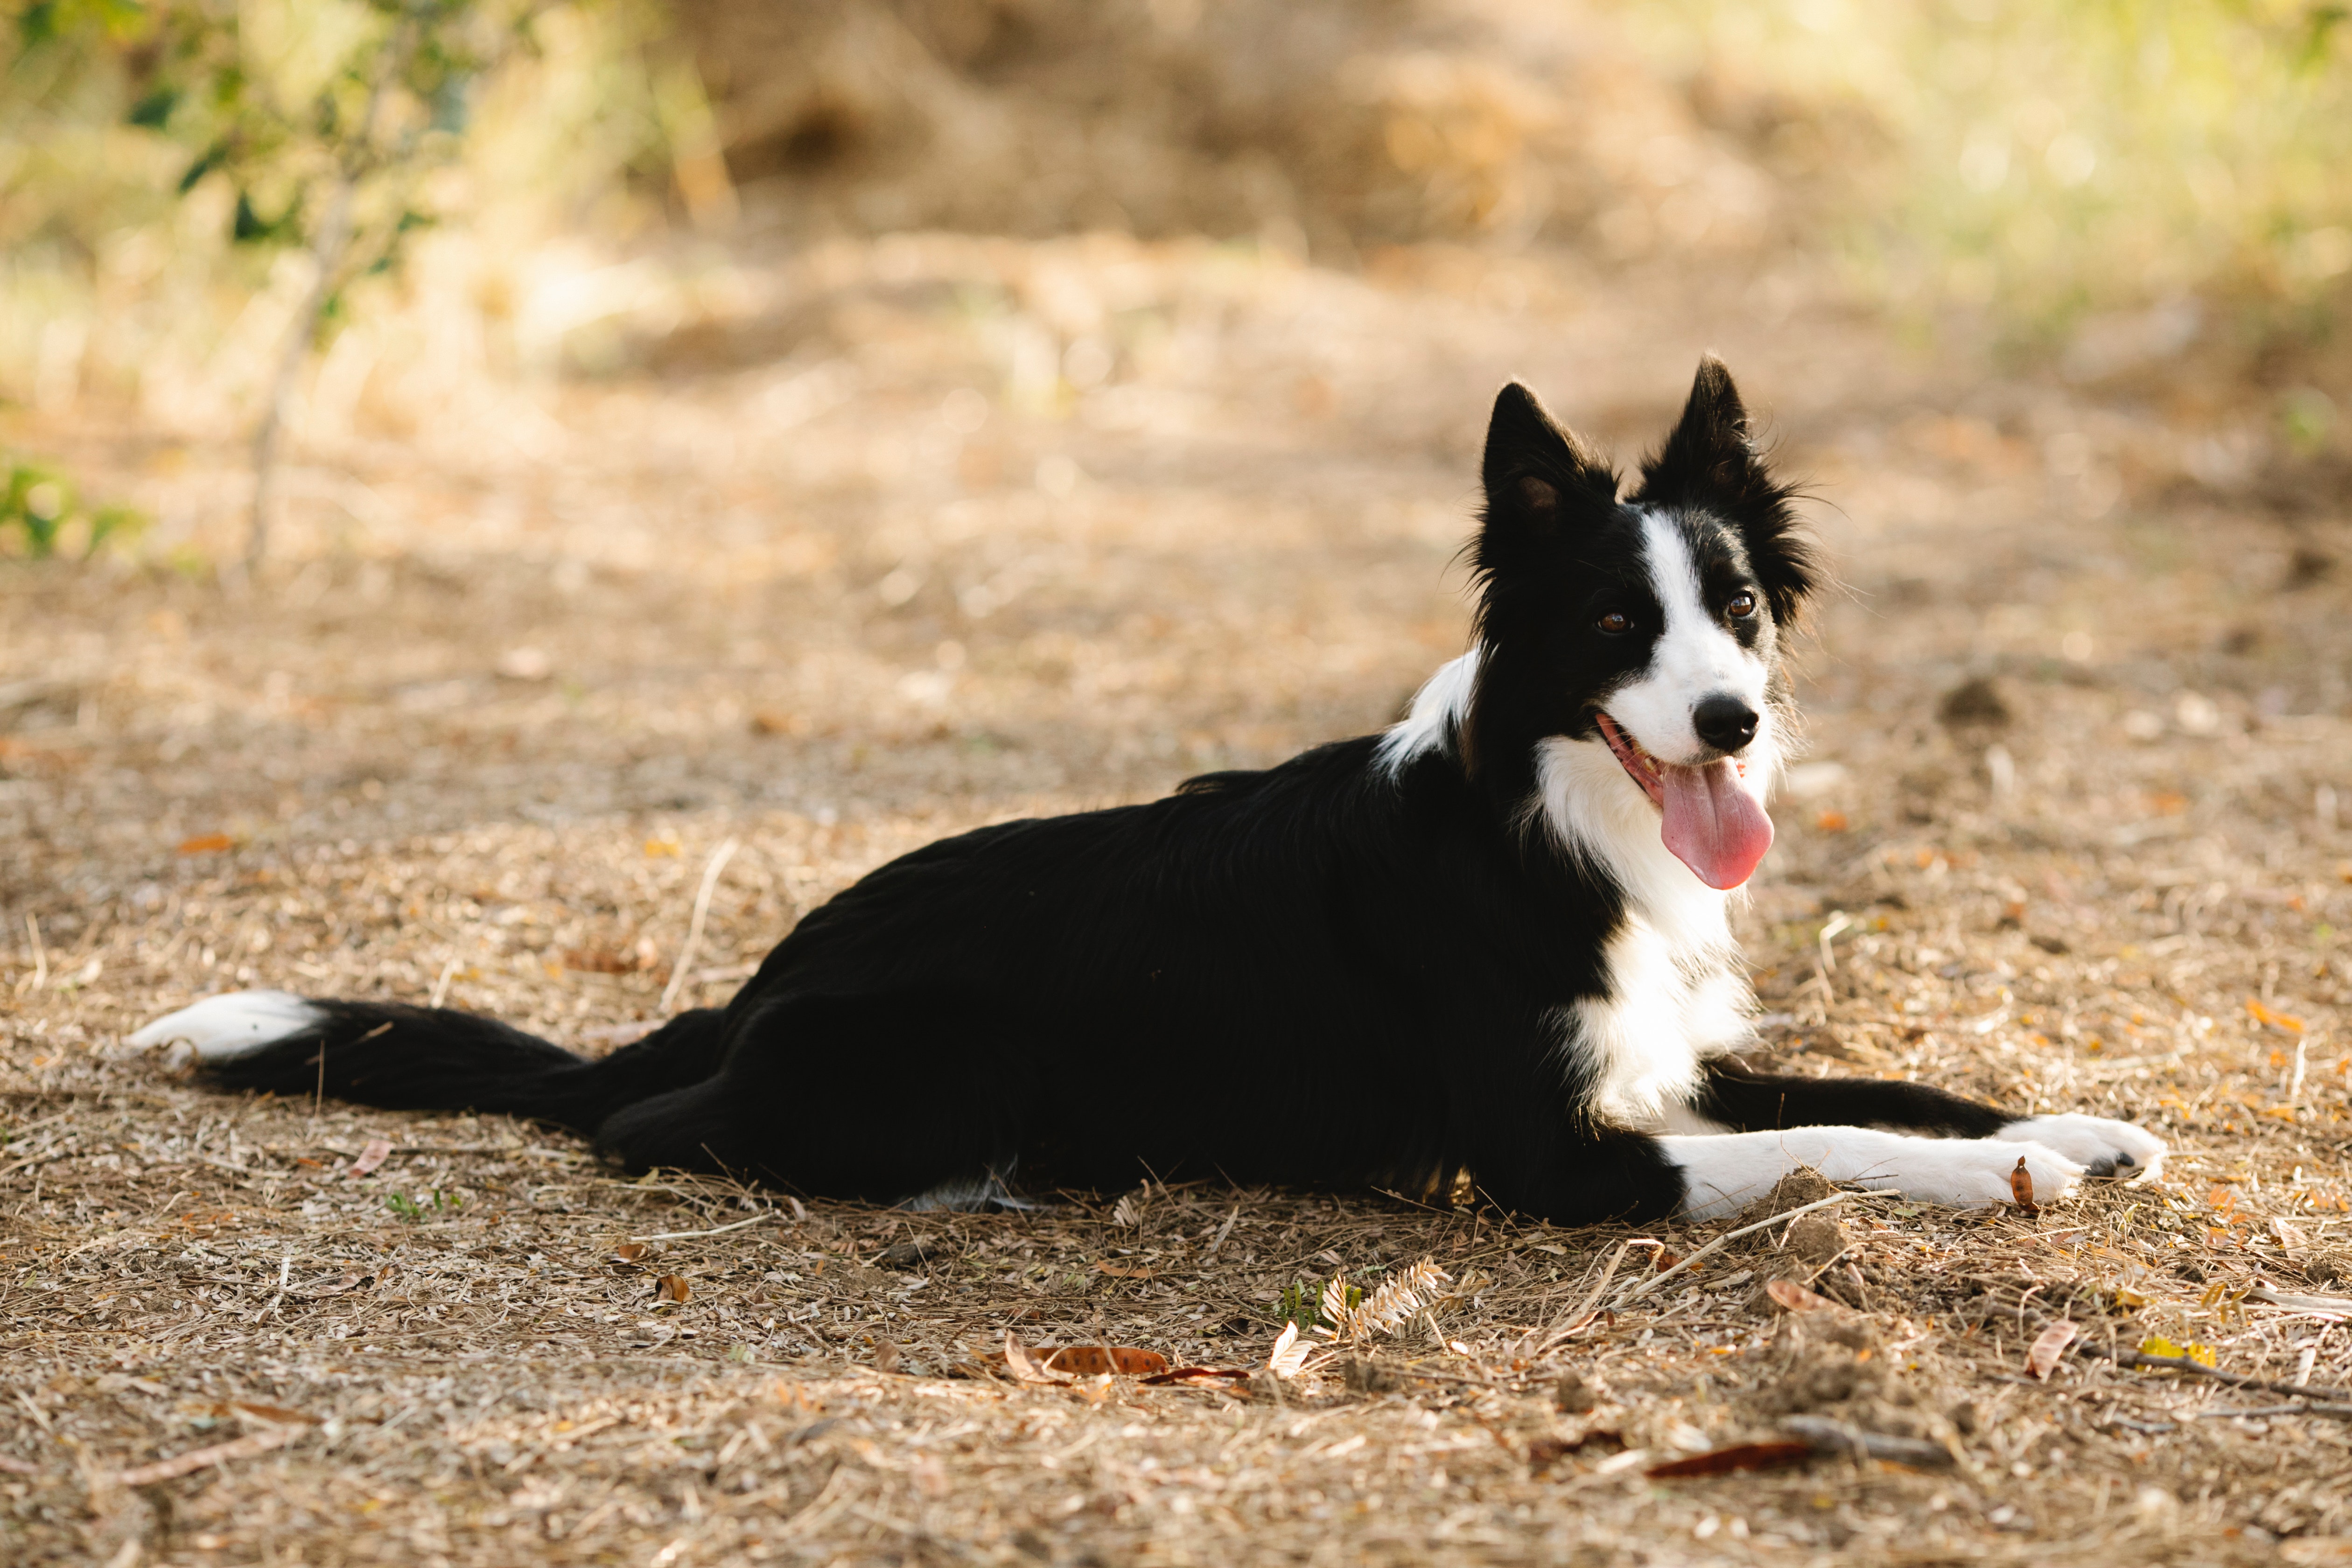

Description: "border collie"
128 362 2163 1223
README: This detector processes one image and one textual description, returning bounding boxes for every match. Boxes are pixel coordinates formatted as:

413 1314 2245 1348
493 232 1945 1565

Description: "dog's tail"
124 990 728 1136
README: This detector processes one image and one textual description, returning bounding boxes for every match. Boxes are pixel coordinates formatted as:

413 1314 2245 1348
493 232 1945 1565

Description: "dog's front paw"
1998 1114 2165 1181
1898 1138 2084 1209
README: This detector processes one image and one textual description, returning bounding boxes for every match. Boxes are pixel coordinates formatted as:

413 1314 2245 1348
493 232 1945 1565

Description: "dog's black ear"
1632 357 1819 622
1477 382 1617 544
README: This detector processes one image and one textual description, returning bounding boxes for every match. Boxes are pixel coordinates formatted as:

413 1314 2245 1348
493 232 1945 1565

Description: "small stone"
1938 675 2013 730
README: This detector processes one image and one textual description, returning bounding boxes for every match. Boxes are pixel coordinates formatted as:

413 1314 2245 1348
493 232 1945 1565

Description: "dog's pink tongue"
1659 759 1774 889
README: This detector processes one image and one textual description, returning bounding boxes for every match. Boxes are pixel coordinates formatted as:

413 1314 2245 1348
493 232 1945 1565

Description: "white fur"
123 990 321 1068
1999 1113 2166 1177
1605 511 1777 768
1376 648 1479 776
1563 912 1752 1126
1661 1127 2087 1221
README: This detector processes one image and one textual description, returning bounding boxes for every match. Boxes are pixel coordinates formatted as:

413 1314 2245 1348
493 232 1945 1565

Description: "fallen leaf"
2137 1335 2218 1368
612 1243 650 1264
2009 1157 2039 1216
1043 1345 1170 1377
655 1274 690 1303
1765 1279 1838 1312
1653 1250 1684 1274
348 1137 393 1180
1645 1442 1814 1478
2027 1320 2078 1379
1138 1366 1252 1387
1267 1321 1316 1379
1003 1329 1071 1385
1091 1260 1155 1280
176 832 235 855
872 1338 900 1373
2248 999 2307 1034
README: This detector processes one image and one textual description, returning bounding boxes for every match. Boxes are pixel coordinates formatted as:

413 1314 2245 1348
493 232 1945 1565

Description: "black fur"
185 365 2022 1225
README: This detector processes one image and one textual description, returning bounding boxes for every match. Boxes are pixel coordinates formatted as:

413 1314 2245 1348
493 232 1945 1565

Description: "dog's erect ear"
1632 357 1819 621
1478 382 1617 543
1645 356 1751 499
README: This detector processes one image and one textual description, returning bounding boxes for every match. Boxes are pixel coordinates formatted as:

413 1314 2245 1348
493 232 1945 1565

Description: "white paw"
1998 1114 2165 1181
1881 1136 2085 1209
121 990 320 1068
1661 1126 2084 1218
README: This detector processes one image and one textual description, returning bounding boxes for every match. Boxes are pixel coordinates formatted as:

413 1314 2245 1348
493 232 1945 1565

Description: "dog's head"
1464 360 1819 891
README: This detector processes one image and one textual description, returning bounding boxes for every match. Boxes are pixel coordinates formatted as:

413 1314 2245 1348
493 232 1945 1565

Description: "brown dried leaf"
1766 1278 1838 1312
1091 1260 1155 1280
2010 1156 2040 1216
612 1242 650 1265
2028 1320 2078 1379
1645 1442 1814 1478
1138 1366 1253 1387
1042 1345 1170 1377
1004 1329 1071 1385
347 1136 392 1180
655 1273 690 1303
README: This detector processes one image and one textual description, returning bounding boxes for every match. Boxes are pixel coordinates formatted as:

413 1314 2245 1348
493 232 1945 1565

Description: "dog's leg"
1689 1061 2165 1181
1657 1125 2089 1221
593 989 1030 1207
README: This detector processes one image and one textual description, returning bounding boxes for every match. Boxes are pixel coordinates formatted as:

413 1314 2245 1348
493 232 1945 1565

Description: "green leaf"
128 85 178 128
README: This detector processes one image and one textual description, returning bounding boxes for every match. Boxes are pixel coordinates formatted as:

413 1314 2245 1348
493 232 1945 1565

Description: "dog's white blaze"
1604 511 1774 767
125 989 321 1067
1375 648 1479 775
1660 1127 2089 1221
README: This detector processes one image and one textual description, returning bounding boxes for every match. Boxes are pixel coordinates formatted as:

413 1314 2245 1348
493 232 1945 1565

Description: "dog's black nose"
1693 695 1759 754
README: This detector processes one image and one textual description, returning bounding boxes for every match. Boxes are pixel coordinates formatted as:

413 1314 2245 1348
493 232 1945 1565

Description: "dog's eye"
1726 592 1757 620
1596 611 1632 635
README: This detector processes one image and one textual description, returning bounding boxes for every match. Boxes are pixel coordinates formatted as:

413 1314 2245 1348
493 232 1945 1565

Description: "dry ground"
6 233 2352 1565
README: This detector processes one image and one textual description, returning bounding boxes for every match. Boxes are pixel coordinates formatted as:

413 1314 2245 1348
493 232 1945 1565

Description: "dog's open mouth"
1595 712 1775 890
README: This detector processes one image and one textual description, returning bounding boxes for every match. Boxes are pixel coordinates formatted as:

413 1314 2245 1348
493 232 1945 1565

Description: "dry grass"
6 233 2352 1565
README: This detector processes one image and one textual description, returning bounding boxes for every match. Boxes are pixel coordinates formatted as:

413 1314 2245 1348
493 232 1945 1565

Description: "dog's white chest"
1565 912 1752 1127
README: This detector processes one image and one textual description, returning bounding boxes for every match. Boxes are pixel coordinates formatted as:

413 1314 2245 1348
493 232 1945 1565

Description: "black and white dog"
130 362 2162 1224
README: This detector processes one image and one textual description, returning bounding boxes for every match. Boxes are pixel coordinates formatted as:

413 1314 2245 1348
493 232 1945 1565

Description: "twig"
1524 1239 1633 1356
428 955 460 1010
628 1211 775 1243
2192 1403 2352 1421
1615 1192 1853 1308
19 913 44 994
660 837 741 1014
112 1422 301 1487
1781 1414 1956 1468
2077 1339 2352 1402
1201 1203 1240 1264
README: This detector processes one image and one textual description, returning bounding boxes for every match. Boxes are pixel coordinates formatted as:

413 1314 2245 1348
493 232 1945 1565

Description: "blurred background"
4 0 2352 1019
7 0 2348 561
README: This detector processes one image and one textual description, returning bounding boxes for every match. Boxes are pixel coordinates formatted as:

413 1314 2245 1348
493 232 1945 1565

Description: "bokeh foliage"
1624 0 2352 341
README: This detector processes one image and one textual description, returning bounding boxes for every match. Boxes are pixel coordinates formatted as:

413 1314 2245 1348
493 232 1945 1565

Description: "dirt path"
4 234 2349 1564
